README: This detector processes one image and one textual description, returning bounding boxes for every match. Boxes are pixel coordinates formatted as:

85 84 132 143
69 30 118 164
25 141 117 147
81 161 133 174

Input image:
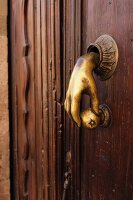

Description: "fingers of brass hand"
71 93 81 127
80 108 100 129
64 92 81 127
64 53 99 128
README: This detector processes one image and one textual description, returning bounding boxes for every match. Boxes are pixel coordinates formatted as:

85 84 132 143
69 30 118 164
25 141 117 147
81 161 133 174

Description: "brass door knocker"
64 35 118 129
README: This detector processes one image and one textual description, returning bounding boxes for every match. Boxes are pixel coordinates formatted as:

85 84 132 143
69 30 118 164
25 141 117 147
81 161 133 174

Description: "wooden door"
61 0 133 199
79 1 133 199
10 0 62 199
10 0 133 200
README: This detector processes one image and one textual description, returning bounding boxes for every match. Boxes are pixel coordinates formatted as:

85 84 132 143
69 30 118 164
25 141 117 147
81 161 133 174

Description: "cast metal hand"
64 53 100 128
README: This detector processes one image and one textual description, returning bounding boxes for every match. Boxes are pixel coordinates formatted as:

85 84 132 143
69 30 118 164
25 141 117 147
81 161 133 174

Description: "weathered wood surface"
80 0 133 199
10 0 62 199
61 0 82 199
10 0 133 199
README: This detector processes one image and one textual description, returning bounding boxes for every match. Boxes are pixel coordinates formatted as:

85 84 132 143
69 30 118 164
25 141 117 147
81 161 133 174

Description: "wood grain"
62 0 82 199
81 0 133 199
10 0 62 199
10 0 133 199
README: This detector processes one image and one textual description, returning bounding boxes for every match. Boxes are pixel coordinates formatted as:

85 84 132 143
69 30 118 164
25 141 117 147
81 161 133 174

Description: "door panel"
80 0 133 199
10 0 133 199
10 0 62 199
62 0 133 199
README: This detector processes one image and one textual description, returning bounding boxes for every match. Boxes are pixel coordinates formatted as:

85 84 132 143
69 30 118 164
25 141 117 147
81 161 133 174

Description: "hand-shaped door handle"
64 35 118 129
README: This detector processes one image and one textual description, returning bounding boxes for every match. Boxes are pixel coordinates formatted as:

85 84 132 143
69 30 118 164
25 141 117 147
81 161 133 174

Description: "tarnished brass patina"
64 35 118 129
87 34 118 80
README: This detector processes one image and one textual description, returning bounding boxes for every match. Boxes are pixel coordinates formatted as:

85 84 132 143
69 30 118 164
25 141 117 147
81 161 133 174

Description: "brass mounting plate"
87 34 118 81
99 104 112 128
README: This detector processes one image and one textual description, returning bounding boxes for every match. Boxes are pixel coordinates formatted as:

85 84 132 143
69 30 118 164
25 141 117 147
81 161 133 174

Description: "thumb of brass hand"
64 52 100 128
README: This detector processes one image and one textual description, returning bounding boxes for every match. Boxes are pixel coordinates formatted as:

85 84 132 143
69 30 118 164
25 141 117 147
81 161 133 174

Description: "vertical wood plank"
10 0 81 199
34 0 44 199
62 0 81 199
10 0 37 199
81 0 133 199
10 0 20 198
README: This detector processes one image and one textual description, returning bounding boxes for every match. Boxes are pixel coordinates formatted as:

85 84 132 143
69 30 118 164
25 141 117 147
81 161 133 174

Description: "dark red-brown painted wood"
10 0 133 199
80 0 133 199
10 0 62 199
61 0 82 199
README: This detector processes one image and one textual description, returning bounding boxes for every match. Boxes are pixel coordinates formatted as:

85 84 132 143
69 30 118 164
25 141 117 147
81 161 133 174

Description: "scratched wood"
10 0 133 199
10 0 37 199
80 0 133 199
61 0 82 199
62 0 133 199
10 0 62 199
